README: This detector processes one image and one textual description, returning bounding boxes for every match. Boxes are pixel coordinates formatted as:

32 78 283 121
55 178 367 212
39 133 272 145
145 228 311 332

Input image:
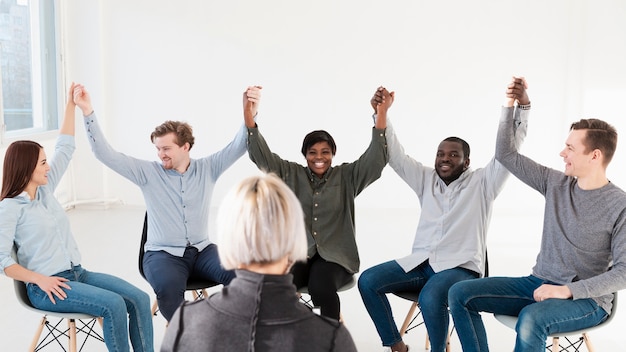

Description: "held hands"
243 85 262 125
533 283 572 302
35 275 72 304
505 76 530 107
72 84 94 116
370 86 395 117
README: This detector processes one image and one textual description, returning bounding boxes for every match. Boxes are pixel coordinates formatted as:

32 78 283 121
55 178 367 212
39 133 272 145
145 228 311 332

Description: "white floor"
1 204 624 351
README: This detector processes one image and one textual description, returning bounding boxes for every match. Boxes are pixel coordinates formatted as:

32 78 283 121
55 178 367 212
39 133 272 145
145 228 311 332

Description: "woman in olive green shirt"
241 86 390 320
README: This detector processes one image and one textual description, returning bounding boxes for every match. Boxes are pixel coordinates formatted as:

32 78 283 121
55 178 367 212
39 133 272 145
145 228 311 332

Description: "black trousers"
291 253 352 320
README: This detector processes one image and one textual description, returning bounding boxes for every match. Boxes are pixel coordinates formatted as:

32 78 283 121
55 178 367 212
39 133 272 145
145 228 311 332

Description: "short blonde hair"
217 173 308 270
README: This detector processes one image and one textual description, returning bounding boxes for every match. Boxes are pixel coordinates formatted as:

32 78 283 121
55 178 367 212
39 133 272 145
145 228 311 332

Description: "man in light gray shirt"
74 85 262 321
449 79 626 351
358 80 528 352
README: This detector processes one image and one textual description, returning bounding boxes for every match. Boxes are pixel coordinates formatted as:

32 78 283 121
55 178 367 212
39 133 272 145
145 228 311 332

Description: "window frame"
0 0 63 145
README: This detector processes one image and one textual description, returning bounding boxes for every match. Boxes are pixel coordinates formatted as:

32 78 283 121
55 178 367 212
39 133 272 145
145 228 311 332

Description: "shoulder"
0 197 27 214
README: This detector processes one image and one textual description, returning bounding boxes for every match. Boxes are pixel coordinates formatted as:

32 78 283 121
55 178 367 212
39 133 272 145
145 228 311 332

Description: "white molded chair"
12 247 104 352
494 292 618 352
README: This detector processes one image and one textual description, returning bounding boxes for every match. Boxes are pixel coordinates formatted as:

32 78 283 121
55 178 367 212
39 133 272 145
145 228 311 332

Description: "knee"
357 268 375 293
153 280 185 300
308 281 335 298
103 295 128 319
448 281 469 308
136 289 151 308
418 289 446 311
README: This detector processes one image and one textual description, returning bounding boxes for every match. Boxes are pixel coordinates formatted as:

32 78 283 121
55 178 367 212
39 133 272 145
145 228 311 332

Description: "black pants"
291 253 352 320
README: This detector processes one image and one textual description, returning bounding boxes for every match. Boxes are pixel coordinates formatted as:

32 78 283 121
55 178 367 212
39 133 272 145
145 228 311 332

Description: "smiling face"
435 140 469 185
559 129 593 178
154 132 191 173
305 141 334 178
27 148 50 189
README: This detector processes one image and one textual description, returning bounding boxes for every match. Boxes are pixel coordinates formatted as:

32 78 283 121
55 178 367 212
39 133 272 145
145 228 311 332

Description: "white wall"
51 0 626 214
2 0 626 214
1 0 626 348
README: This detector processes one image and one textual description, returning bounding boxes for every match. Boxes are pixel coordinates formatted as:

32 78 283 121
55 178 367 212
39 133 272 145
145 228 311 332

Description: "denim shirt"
0 135 81 276
246 124 388 273
83 112 249 257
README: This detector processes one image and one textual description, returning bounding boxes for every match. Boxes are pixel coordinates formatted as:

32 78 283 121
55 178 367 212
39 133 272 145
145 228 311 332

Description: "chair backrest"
602 291 618 325
10 245 36 311
138 212 148 279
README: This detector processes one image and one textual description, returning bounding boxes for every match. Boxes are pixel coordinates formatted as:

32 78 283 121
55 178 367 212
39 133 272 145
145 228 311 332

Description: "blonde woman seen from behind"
160 173 357 352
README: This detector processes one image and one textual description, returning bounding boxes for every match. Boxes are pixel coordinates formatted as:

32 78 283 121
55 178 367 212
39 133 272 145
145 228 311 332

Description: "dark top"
160 270 358 352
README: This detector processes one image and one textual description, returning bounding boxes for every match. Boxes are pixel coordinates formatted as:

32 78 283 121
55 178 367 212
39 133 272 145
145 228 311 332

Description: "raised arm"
59 82 78 136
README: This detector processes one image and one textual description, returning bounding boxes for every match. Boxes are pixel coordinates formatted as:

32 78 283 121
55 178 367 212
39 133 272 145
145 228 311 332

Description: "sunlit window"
0 0 59 140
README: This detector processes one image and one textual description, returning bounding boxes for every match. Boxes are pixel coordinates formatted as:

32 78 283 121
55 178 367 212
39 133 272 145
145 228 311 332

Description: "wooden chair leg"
68 319 78 352
399 302 418 337
29 316 47 352
582 332 595 352
551 337 559 352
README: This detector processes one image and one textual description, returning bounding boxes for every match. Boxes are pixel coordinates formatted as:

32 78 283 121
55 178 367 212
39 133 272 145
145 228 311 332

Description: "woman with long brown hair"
0 83 154 352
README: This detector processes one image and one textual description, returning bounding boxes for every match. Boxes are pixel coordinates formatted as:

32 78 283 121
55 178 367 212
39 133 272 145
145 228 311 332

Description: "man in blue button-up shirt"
75 85 262 321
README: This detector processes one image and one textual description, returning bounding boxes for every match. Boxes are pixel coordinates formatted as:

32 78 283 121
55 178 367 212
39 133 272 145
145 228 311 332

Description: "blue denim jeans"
27 265 154 352
142 244 235 321
449 275 608 352
358 260 478 352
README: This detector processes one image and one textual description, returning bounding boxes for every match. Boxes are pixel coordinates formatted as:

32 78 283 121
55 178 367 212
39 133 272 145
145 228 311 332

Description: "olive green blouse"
246 125 388 273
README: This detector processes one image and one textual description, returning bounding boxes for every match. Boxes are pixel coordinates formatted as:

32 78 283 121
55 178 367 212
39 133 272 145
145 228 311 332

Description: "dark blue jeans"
358 260 478 352
142 244 235 321
449 275 608 352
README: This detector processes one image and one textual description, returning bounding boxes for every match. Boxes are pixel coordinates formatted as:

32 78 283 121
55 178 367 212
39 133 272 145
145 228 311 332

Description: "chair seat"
493 314 518 330
14 280 100 320
12 246 104 351
186 278 219 291
493 292 618 352
394 291 419 302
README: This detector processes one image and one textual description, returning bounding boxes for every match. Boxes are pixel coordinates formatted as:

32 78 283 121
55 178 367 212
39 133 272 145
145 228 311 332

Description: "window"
0 0 60 141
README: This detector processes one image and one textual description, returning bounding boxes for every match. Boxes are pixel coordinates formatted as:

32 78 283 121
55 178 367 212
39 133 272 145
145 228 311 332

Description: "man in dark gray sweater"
449 77 626 352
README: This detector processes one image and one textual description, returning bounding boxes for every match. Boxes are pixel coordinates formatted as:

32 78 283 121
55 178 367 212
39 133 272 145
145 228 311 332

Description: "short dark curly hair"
301 130 336 156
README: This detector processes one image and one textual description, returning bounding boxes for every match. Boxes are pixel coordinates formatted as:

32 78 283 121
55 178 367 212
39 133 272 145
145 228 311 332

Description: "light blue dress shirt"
0 135 81 276
83 112 249 257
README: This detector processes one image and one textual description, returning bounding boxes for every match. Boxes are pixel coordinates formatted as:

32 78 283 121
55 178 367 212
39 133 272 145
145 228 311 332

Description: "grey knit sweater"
495 106 626 313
